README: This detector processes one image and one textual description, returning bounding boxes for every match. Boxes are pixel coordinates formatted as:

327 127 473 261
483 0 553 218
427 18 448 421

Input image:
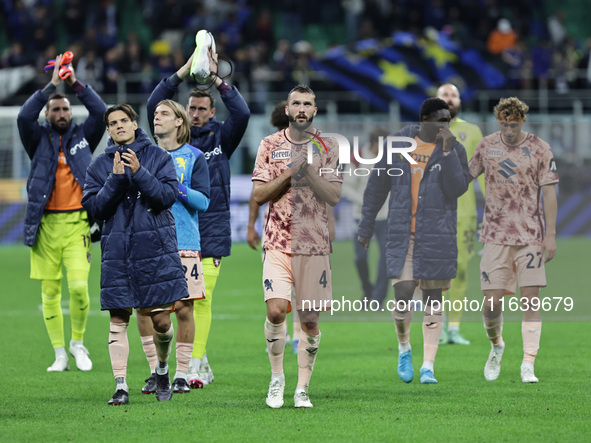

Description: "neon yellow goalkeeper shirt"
450 117 485 219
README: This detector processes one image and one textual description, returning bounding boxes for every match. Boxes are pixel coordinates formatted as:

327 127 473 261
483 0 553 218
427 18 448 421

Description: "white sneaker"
521 363 539 383
266 378 285 409
47 355 69 372
199 363 214 385
69 342 93 371
191 30 216 82
294 387 313 408
484 343 505 381
187 360 205 388
187 371 205 389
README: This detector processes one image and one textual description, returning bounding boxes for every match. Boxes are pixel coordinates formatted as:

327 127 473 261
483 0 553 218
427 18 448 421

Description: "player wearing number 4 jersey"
252 85 342 408
469 97 558 383
136 100 210 395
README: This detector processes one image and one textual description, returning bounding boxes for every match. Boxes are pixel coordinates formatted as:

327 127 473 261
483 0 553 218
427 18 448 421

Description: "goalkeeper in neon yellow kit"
436 84 484 345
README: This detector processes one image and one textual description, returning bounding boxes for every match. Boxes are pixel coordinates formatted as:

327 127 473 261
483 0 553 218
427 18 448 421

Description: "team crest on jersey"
176 157 187 170
521 147 531 158
271 149 291 161
459 132 466 141
486 148 504 157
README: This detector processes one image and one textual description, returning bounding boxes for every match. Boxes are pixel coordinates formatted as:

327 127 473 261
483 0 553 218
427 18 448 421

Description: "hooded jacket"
357 124 470 280
17 85 107 246
82 128 188 310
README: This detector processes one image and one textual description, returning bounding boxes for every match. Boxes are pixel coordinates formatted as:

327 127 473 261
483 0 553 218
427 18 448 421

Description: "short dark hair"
419 97 449 120
270 101 288 131
46 93 69 110
287 84 315 105
103 104 138 126
188 88 215 109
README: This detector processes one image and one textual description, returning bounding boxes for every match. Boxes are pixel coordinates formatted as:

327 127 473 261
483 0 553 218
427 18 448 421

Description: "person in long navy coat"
82 104 188 405
358 98 469 385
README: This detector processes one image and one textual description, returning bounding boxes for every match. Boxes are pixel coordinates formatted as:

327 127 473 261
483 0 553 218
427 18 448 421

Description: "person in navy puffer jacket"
357 98 469 386
147 42 250 385
82 104 188 405
18 53 107 374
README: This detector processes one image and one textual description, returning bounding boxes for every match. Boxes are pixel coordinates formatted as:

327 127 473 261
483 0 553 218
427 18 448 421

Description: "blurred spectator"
502 42 527 88
1 42 31 68
487 18 517 55
76 49 105 92
150 0 189 31
31 4 56 53
95 24 119 56
232 47 253 92
362 0 395 37
63 0 89 45
218 12 245 56
186 2 210 35
93 0 118 42
577 38 591 88
342 0 364 42
275 1 304 42
531 39 553 88
252 8 274 48
553 38 581 93
358 17 378 40
547 10 567 48
422 0 447 30
5 0 34 47
102 44 123 94
139 61 156 95
292 40 314 86
153 53 176 80
249 43 274 113
443 6 471 44
204 0 238 31
124 33 146 74
272 39 294 92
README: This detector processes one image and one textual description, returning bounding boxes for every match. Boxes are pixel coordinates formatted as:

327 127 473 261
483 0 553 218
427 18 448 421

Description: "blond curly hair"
494 97 529 122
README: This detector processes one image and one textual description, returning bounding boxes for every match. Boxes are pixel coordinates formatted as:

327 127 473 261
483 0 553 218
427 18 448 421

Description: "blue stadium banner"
311 31 507 117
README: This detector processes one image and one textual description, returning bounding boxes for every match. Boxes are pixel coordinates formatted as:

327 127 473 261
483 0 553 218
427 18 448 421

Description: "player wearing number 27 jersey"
469 133 558 247
469 97 558 384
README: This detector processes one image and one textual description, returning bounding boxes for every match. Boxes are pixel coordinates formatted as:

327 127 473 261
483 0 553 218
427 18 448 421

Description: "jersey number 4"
183 264 200 281
319 270 328 288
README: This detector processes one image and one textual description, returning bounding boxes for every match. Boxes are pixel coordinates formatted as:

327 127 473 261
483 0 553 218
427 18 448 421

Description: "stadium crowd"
2 0 590 107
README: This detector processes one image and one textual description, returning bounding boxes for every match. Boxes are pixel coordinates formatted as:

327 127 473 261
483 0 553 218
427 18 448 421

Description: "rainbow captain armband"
44 51 74 79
